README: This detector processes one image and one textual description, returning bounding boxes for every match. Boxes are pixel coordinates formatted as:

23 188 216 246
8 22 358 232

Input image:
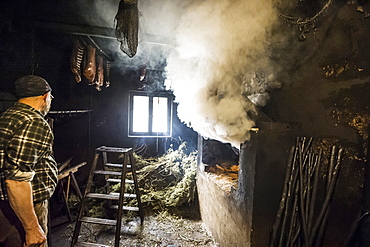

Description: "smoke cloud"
87 0 281 147
164 0 280 148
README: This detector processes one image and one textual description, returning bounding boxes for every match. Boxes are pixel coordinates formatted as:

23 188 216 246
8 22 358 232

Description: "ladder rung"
86 193 137 200
94 170 121 176
87 193 118 200
109 192 137 198
106 163 132 169
106 178 134 184
75 241 111 247
96 146 132 153
80 216 116 226
111 205 139 211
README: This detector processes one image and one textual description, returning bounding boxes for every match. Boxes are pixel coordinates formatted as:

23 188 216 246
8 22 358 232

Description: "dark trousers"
0 200 25 247
0 200 49 247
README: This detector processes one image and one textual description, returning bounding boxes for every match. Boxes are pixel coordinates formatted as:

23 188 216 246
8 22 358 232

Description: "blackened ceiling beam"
30 19 174 46
30 19 116 39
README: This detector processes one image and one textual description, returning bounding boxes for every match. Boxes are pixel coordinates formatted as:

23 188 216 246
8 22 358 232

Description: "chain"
278 0 333 41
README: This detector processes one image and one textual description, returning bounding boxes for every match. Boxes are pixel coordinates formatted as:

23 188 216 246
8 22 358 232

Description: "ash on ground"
51 210 218 247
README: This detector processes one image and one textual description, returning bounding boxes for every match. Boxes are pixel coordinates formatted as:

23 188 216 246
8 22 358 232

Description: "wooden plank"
75 242 111 247
58 162 87 180
110 205 139 212
106 178 134 184
80 217 116 226
94 170 121 176
31 20 175 47
105 163 131 169
96 146 132 153
58 157 74 172
32 19 116 40
86 193 137 200
110 192 137 198
87 193 119 200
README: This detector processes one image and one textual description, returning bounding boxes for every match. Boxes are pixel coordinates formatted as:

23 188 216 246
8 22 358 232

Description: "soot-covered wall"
197 1 370 246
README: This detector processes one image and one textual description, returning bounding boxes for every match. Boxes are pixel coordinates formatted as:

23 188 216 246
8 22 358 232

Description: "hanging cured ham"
70 40 85 83
83 45 97 83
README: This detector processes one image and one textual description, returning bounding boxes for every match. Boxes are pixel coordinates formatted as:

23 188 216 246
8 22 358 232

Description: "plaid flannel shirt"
0 102 58 203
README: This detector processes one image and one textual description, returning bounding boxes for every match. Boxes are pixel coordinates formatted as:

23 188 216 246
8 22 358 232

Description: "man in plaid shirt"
0 75 58 247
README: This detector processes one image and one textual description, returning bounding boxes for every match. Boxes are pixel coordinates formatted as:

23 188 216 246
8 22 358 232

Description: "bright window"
128 91 173 137
152 97 168 132
132 96 149 132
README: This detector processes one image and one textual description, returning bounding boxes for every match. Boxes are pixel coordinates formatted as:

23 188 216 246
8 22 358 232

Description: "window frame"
128 90 173 138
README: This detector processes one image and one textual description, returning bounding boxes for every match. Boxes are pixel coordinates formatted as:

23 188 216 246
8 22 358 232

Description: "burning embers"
202 139 239 191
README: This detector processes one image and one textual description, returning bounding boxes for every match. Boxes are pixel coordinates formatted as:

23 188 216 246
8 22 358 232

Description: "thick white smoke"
87 0 280 147
164 0 280 148
88 0 280 147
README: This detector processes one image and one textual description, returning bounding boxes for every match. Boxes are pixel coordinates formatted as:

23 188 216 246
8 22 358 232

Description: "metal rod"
286 177 300 246
305 152 312 222
292 221 301 246
272 137 345 247
70 31 116 40
315 148 343 246
282 143 299 246
315 207 329 246
270 145 296 247
86 35 113 61
284 147 299 236
48 110 93 114
327 146 336 190
308 149 322 235
298 140 309 246
309 148 343 246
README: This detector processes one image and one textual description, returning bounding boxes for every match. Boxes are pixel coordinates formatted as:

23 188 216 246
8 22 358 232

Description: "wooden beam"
31 19 116 39
30 19 174 46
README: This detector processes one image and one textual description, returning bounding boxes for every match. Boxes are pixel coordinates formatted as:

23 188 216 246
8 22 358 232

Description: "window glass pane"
133 96 149 132
152 97 168 132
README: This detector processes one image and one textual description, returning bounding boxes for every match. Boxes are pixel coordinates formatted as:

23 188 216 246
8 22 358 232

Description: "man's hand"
23 222 46 247
5 180 46 246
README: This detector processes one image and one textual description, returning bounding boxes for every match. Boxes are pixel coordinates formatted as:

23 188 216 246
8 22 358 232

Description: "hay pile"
67 142 198 218
133 142 198 210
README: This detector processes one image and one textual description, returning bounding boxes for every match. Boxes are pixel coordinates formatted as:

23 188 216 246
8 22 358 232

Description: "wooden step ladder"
71 146 144 247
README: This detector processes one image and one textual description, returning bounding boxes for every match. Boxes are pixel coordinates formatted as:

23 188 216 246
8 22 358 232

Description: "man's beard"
40 101 51 116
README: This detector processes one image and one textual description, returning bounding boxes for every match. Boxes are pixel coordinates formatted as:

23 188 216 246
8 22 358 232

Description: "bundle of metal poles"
270 137 343 247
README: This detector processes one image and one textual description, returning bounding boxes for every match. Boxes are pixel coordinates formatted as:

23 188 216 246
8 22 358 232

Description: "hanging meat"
94 55 104 91
115 0 138 58
70 40 85 83
83 45 97 83
105 60 111 88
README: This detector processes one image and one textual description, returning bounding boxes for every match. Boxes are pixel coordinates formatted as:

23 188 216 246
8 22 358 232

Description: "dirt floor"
49 145 222 247
50 206 219 247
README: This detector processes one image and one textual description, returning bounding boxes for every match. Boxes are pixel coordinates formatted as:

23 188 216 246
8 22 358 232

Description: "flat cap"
14 75 52 99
